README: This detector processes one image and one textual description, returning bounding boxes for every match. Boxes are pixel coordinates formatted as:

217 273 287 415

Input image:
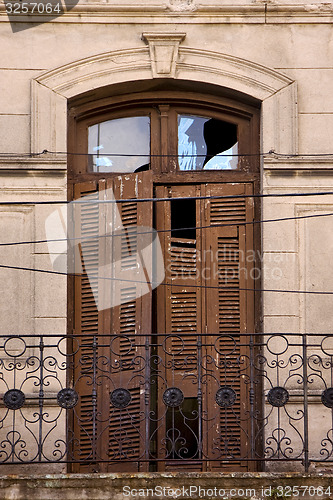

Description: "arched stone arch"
31 32 297 157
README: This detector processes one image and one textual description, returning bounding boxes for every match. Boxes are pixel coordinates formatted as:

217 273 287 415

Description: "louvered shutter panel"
203 183 255 472
107 171 153 472
71 180 106 472
72 173 153 472
155 185 203 472
145 181 256 472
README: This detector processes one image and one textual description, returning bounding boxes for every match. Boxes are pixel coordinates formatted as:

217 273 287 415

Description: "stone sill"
0 156 66 166
0 472 333 500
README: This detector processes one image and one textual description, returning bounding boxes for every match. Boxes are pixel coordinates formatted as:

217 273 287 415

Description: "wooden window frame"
68 91 260 186
68 89 261 335
67 90 262 473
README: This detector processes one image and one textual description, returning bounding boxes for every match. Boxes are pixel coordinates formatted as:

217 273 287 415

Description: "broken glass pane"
178 115 238 171
88 116 150 173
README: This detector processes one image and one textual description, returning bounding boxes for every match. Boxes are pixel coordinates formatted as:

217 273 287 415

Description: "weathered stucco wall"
1 0 333 363
0 0 333 475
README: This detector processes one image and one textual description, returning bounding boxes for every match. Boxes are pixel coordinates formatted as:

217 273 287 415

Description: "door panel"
107 172 153 472
155 185 203 471
204 183 255 472
70 95 259 473
72 178 256 472
154 183 255 472
71 180 105 472
71 172 153 472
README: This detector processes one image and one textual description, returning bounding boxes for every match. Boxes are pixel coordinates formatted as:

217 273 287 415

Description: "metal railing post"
302 333 309 472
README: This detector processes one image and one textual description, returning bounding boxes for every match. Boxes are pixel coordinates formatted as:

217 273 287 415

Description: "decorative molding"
0 187 66 194
1 4 333 22
142 32 186 78
261 81 298 155
31 40 298 155
297 203 333 341
35 45 293 98
0 206 34 337
264 156 333 171
0 157 67 171
34 48 150 95
179 47 292 96
168 0 196 13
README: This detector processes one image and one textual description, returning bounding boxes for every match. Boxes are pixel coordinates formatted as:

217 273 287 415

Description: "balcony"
0 333 332 473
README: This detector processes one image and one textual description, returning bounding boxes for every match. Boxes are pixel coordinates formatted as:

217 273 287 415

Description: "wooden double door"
70 171 257 472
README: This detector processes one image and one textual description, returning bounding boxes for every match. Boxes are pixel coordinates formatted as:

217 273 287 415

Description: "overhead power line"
3 190 333 206
1 210 333 248
1 149 333 158
1 262 333 296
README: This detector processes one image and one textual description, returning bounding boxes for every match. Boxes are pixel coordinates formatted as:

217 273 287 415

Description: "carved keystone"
142 32 186 78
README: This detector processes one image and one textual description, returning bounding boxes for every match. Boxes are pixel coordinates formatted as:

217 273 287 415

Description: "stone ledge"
0 156 67 172
0 472 333 500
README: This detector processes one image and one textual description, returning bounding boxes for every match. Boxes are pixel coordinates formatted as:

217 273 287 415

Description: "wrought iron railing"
0 333 333 471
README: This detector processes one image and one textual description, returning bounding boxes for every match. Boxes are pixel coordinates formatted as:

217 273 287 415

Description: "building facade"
1 0 333 478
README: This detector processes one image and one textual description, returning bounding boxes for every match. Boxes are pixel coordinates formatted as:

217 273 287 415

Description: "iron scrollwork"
3 389 25 410
321 388 333 408
110 388 132 409
267 387 289 407
163 387 184 407
57 388 78 409
0 333 333 470
215 386 236 408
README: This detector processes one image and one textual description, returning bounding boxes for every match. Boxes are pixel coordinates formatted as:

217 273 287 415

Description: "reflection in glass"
178 115 238 171
88 117 150 173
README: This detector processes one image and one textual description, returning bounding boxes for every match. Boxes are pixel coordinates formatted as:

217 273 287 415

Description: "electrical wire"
3 190 333 206
1 210 333 247
1 262 333 296
1 153 333 293
1 149 333 158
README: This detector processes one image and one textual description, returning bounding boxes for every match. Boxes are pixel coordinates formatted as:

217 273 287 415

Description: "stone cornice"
264 156 333 171
1 3 333 23
0 157 67 172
